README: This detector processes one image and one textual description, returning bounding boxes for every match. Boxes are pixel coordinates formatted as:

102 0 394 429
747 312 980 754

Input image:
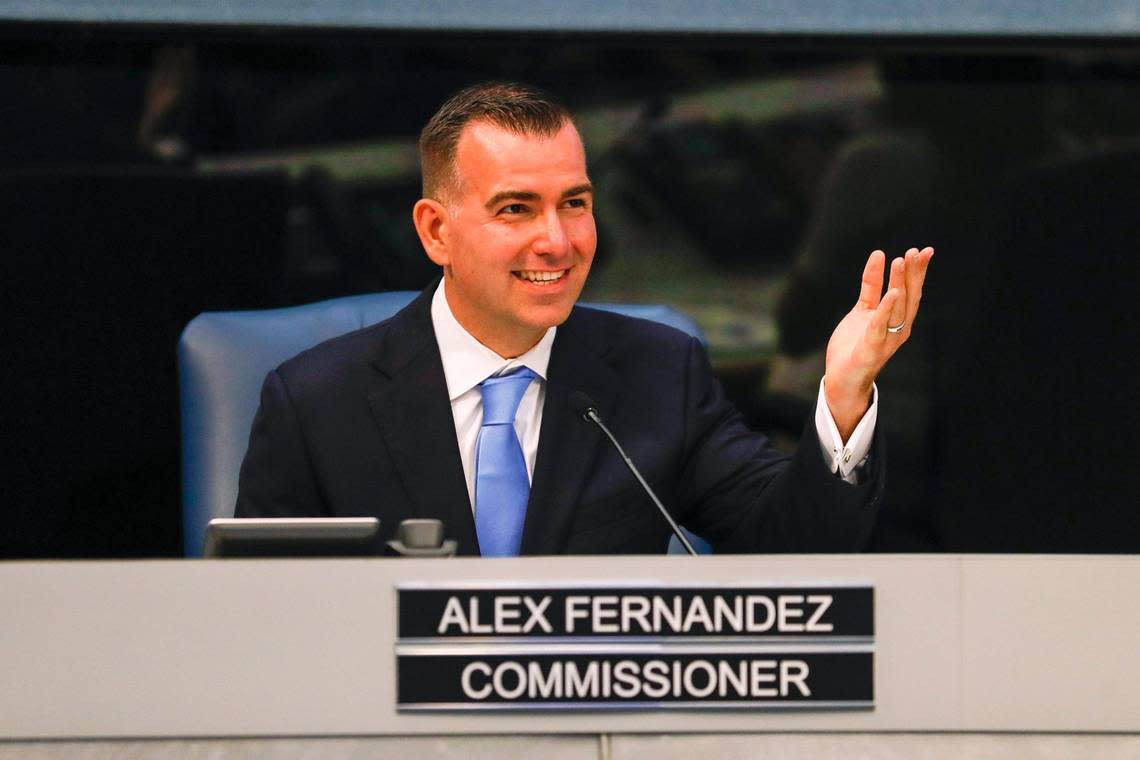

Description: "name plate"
396 583 873 711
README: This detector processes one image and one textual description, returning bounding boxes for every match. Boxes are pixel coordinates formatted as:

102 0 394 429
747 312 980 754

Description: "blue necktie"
474 367 537 557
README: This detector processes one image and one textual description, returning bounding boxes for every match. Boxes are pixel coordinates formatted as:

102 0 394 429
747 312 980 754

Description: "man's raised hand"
823 247 934 440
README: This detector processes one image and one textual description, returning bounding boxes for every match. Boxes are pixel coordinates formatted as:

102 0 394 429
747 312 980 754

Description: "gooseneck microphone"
569 392 698 556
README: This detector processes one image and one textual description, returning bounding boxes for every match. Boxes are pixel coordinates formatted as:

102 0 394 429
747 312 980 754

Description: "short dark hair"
419 81 573 200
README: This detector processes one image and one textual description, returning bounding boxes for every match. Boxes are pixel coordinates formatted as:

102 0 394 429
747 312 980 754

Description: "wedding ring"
887 322 905 334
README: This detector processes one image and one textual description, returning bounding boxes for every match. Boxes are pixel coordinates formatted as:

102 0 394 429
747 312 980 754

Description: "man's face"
433 119 596 357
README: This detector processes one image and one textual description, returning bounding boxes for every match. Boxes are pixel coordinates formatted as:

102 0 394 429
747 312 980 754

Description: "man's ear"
413 198 450 267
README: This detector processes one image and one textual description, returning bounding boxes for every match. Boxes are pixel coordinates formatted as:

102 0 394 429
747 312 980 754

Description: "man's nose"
532 211 570 255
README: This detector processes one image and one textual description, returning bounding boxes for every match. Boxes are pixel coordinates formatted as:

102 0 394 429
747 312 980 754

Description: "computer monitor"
203 517 382 558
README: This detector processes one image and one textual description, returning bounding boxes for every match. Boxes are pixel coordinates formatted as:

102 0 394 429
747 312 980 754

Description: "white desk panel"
2 555 1138 738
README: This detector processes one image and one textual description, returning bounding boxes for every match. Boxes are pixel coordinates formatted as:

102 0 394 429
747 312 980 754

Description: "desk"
3 555 1139 757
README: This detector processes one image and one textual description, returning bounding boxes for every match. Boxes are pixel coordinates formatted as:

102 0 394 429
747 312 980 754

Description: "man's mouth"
513 269 567 285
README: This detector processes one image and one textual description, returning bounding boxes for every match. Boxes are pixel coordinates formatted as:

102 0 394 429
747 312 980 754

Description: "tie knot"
479 367 537 426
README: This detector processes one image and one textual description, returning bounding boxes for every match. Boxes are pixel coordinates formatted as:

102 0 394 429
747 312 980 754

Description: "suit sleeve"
234 369 328 518
674 337 884 553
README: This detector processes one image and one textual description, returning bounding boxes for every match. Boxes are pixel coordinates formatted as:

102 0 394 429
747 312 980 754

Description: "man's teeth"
515 270 566 283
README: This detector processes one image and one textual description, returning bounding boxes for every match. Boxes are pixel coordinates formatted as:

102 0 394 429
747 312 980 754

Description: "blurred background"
2 2 1139 557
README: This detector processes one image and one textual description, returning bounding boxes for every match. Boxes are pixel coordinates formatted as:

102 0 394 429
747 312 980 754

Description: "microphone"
569 392 698 556
385 518 458 557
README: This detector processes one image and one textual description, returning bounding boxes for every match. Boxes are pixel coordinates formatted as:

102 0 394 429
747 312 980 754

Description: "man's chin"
522 306 573 330
512 296 576 331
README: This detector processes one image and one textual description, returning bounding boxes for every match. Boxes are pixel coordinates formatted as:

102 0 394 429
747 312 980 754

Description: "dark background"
2 17 1138 557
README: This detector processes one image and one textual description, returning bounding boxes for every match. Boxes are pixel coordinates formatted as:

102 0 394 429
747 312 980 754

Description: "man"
235 82 933 555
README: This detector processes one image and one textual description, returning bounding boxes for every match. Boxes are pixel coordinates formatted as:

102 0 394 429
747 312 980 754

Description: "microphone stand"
574 395 698 557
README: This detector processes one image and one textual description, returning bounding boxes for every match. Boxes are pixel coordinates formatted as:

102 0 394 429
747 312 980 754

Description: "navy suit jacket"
235 286 884 555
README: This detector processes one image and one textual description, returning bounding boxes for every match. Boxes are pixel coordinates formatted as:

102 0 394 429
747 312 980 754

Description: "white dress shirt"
430 280 876 511
817 379 876 482
431 281 554 510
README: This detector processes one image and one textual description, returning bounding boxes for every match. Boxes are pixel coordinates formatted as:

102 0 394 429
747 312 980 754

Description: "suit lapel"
365 287 480 556
521 309 619 555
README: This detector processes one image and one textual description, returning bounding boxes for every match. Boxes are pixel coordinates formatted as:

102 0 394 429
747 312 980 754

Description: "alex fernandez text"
434 592 836 636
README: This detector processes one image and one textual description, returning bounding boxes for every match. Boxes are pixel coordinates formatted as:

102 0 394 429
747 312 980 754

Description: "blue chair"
178 291 712 557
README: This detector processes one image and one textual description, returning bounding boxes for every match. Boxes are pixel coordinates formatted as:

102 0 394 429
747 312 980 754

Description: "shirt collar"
430 279 555 401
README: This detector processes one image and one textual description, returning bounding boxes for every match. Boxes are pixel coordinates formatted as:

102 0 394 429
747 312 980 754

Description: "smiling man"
235 82 933 556
413 111 596 358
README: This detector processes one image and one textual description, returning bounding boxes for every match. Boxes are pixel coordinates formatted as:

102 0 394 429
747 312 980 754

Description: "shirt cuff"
814 379 878 484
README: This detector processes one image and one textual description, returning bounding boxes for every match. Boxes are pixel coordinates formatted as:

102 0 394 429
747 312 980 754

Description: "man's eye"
564 198 590 210
500 203 527 215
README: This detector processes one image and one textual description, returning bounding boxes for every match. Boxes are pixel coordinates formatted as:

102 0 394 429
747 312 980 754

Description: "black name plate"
395 582 874 711
396 649 873 709
398 585 873 640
